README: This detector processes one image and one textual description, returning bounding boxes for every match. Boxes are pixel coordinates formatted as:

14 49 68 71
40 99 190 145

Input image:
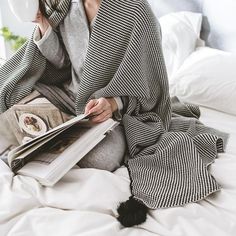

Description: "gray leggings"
77 124 127 172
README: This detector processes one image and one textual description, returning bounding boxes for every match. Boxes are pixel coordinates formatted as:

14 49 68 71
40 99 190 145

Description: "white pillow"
170 46 236 116
158 11 204 78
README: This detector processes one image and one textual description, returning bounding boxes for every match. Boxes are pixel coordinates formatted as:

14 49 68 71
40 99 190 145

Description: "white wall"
0 0 34 58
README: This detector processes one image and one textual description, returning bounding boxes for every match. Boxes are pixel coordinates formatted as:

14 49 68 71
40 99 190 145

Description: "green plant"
0 27 27 51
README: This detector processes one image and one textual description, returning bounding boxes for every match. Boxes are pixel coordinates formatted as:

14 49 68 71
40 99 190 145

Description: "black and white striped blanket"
0 0 227 211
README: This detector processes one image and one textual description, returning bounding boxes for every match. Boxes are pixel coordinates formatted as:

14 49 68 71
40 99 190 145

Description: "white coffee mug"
8 0 39 22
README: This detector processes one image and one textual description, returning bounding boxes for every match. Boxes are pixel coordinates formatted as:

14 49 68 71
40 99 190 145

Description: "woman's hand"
32 10 50 37
84 97 118 123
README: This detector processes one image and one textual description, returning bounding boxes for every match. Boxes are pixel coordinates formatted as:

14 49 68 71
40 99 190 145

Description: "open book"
0 91 119 186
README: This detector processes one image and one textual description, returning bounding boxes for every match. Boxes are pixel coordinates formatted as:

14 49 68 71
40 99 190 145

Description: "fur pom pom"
117 197 148 227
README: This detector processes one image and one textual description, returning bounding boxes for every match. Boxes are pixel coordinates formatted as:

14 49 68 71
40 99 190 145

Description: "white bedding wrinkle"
0 106 236 236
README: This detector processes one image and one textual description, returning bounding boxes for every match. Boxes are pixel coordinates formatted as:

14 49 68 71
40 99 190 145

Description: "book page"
8 114 87 171
17 118 119 186
8 127 68 169
9 104 68 145
4 91 74 144
29 125 89 166
12 124 89 173
11 120 96 163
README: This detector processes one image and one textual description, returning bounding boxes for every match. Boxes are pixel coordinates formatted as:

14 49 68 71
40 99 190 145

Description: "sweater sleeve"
33 25 70 69
112 96 124 121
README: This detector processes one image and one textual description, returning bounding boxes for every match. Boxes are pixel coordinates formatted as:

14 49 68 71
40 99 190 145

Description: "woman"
33 0 127 172
35 0 123 123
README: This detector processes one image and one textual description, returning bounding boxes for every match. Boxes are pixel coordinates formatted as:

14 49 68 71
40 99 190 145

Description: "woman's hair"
39 0 61 18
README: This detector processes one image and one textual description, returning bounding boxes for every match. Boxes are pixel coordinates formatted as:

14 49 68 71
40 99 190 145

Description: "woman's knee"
78 125 127 172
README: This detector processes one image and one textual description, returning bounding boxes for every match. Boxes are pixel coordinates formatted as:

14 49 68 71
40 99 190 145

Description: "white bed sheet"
0 107 236 236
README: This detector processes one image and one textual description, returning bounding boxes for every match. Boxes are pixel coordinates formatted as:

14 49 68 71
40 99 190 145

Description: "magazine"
0 91 119 186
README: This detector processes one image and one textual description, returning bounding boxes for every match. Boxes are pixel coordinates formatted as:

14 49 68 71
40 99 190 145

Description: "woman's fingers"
89 105 104 115
89 108 104 116
32 10 42 23
88 98 111 115
31 9 50 36
90 110 112 123
84 99 98 115
98 113 113 123
85 98 113 123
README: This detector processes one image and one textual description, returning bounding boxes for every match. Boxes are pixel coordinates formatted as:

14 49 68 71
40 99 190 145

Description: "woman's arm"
32 11 70 69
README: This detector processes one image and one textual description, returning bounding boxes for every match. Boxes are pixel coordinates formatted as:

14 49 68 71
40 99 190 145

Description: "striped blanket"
0 0 227 226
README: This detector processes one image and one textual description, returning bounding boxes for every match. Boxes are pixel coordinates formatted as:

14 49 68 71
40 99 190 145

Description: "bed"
0 0 236 235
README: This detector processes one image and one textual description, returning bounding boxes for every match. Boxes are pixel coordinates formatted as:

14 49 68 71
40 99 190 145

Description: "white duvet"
0 106 236 236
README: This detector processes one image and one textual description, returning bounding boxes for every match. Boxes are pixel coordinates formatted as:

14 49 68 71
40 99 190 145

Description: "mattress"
0 106 235 236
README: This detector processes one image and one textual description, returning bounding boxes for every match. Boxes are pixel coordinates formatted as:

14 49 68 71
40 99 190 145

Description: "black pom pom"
117 197 148 227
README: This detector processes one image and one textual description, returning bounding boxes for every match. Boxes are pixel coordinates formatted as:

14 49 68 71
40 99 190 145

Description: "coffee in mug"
8 0 39 22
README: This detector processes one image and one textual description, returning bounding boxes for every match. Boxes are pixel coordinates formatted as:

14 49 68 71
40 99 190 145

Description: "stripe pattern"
0 0 227 209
